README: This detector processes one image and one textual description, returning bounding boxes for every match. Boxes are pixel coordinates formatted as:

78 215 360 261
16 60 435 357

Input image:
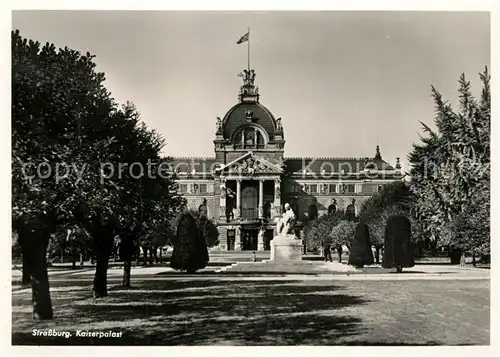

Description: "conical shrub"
170 212 209 273
383 215 414 272
348 223 374 268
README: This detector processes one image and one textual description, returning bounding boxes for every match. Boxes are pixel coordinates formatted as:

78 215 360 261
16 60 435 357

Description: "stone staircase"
216 260 359 274
209 250 270 263
208 250 332 264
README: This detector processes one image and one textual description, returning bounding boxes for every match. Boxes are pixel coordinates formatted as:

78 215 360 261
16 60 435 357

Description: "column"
236 179 241 219
235 227 241 251
219 179 226 222
258 179 264 219
257 228 264 251
254 128 258 147
272 179 281 219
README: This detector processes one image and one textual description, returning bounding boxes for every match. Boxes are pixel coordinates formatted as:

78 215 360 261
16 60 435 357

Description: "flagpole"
247 26 250 71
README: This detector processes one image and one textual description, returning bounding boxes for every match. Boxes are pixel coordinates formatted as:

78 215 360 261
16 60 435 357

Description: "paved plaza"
11 265 490 345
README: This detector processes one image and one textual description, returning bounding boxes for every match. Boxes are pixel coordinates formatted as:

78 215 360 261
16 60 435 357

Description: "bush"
170 212 209 273
194 213 220 248
348 223 374 268
383 215 414 272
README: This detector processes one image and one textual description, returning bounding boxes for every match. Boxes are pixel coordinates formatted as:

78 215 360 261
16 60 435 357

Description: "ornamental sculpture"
277 203 296 237
276 118 283 131
216 117 222 132
227 157 271 176
238 69 256 86
245 110 254 120
220 181 227 198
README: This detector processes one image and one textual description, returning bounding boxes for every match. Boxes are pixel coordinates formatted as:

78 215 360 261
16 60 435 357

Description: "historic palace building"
171 69 403 251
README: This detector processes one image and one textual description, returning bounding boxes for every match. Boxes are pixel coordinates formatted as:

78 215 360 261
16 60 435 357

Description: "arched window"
232 125 268 148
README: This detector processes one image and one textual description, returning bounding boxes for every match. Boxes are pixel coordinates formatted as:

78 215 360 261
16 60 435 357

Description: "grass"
12 278 490 346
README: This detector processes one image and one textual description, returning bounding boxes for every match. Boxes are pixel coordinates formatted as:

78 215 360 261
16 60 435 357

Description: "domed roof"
222 102 277 140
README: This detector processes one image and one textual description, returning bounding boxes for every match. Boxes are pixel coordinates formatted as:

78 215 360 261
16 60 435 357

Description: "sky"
11 11 490 169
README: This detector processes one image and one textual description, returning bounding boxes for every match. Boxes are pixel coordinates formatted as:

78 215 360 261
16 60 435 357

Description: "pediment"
216 152 283 175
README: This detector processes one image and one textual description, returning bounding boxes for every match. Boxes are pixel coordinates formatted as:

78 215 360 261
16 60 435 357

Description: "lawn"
12 278 490 345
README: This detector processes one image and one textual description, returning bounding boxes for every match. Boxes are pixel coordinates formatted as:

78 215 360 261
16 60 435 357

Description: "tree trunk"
151 247 158 264
93 252 109 298
460 252 466 267
122 260 131 288
20 229 53 320
92 233 113 299
135 245 141 265
80 253 84 268
375 247 380 264
430 241 438 257
472 251 476 267
337 247 342 263
159 248 163 264
142 246 148 267
60 247 64 263
71 247 77 270
120 231 135 288
21 247 31 286
450 247 462 265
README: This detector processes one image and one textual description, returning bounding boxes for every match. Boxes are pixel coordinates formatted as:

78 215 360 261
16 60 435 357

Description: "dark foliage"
348 223 374 268
383 215 415 271
170 212 209 273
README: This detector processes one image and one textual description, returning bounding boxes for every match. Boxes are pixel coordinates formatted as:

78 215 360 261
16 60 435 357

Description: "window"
199 184 207 194
347 184 355 193
309 184 318 193
179 184 188 193
328 184 336 193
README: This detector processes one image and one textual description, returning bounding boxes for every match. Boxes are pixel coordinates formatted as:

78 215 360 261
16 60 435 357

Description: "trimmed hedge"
170 212 209 273
348 223 374 268
383 215 414 272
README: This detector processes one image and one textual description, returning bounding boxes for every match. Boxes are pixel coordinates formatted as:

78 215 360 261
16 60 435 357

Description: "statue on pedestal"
277 203 296 237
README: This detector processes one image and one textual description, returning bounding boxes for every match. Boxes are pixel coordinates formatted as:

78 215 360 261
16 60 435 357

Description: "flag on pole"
236 31 249 44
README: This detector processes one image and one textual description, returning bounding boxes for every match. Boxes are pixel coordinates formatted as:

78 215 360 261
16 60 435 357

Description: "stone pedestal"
270 234 303 261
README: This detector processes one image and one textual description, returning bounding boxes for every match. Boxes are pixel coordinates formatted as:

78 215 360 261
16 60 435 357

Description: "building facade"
171 69 403 251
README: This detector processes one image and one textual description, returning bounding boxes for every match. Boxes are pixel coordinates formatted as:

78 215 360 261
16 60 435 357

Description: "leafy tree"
303 214 337 252
408 68 490 262
170 211 209 273
383 215 415 272
348 223 374 268
12 30 184 314
329 220 357 262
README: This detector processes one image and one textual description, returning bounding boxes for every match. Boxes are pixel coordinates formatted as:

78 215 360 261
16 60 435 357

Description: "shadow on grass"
13 280 370 345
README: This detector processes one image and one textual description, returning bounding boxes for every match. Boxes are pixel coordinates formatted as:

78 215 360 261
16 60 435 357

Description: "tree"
170 211 209 273
12 30 184 313
329 220 357 262
303 215 337 253
358 181 416 263
348 223 374 268
408 68 490 262
383 215 414 272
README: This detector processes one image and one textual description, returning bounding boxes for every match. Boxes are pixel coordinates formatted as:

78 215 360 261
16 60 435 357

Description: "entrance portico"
216 152 283 250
